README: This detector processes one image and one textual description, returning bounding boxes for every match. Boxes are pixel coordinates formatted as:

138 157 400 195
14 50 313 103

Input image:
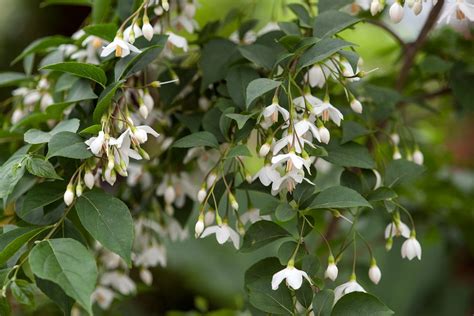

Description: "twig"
396 0 445 91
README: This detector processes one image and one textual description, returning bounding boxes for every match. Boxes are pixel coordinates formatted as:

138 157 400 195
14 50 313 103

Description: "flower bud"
390 133 400 145
412 0 422 15
370 0 382 16
139 148 150 160
369 260 382 285
162 0 169 11
142 16 154 41
197 187 207 203
107 156 115 170
385 237 393 251
139 104 149 119
64 185 75 206
350 99 363 114
319 126 330 144
413 149 424 165
259 143 271 157
389 2 404 24
164 185 176 205
150 81 161 88
393 147 402 160
229 193 239 211
84 171 95 189
207 172 217 188
75 182 83 197
140 268 153 286
195 215 204 237
134 128 148 144
324 256 338 281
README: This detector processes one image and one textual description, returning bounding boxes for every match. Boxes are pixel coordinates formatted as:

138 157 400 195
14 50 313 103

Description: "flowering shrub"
0 0 472 314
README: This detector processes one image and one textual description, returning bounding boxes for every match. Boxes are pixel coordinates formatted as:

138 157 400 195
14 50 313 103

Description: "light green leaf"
11 280 36 306
172 131 219 149
309 185 372 210
12 36 73 65
24 119 80 145
25 158 62 180
227 144 252 158
313 10 360 38
241 221 291 252
318 0 353 12
47 132 92 160
0 155 26 199
41 62 107 87
226 113 253 129
246 78 281 107
331 292 394 316
298 38 354 69
29 238 97 314
75 190 134 265
19 181 65 225
275 202 296 222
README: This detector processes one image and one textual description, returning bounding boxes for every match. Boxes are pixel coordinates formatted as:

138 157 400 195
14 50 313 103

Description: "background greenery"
0 0 473 315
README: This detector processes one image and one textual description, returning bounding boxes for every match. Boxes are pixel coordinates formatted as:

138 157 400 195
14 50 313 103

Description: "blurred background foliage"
0 0 473 315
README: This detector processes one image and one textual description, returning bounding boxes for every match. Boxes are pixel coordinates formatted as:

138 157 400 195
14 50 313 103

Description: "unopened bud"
350 99 363 114
64 185 75 206
139 104 149 119
75 182 83 197
368 259 382 284
259 143 271 157
229 193 239 211
164 185 176 205
195 215 204 237
389 1 404 24
84 171 95 189
197 187 207 203
319 126 330 144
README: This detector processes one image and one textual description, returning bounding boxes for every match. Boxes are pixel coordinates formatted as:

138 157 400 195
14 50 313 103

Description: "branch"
365 19 406 50
396 0 445 91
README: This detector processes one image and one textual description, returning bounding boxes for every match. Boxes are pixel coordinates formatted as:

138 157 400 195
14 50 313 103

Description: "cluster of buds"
390 133 424 165
385 212 422 260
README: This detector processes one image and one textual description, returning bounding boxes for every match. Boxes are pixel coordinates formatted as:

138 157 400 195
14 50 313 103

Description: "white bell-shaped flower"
334 275 366 304
389 1 404 23
200 223 240 249
401 235 422 260
101 36 141 58
271 263 312 290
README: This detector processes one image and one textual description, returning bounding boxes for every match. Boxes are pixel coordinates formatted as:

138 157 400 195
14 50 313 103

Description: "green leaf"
318 0 353 12
11 280 36 306
239 44 277 70
367 187 398 202
226 66 260 109
245 257 293 315
0 155 26 199
226 113 253 129
200 39 238 89
0 297 11 316
313 10 360 38
19 181 65 225
331 292 394 316
298 38 354 69
24 118 80 143
288 3 313 28
26 158 62 180
172 131 219 149
47 132 92 160
83 23 117 42
29 238 97 314
0 72 29 87
296 281 314 310
241 221 291 252
385 159 425 187
309 185 372 210
75 190 134 265
36 278 74 315
246 78 281 107
12 36 73 65
275 202 296 222
313 289 334 316
341 121 370 144
278 241 305 264
114 40 167 80
79 124 102 135
93 80 124 122
227 144 252 158
323 141 376 169
92 0 111 23
0 227 48 266
41 62 107 87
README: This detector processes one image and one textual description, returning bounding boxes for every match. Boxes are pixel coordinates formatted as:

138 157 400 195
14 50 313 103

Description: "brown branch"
396 0 445 91
365 19 406 50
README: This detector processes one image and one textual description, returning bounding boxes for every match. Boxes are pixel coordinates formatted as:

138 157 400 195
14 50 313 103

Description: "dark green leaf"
93 80 124 122
11 280 36 306
200 39 238 89
29 238 97 314
313 289 335 316
83 23 117 42
226 66 260 109
318 0 353 12
331 292 394 316
41 62 107 87
92 0 111 23
309 186 372 209
47 132 92 160
246 78 281 107
367 187 398 202
41 0 92 6
12 36 73 65
324 141 376 169
275 202 296 222
288 3 313 28
385 159 425 187
36 278 74 315
298 38 354 69
242 221 291 252
226 113 253 129
75 190 134 265
0 227 47 266
313 10 360 38
341 121 370 144
26 158 62 180
172 131 219 149
239 44 277 70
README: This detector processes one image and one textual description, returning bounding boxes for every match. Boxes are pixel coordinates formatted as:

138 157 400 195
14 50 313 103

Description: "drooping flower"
438 0 474 24
100 272 136 295
389 1 404 24
324 256 338 281
312 99 344 126
123 24 142 43
166 32 189 52
401 234 422 260
240 208 271 224
253 164 280 186
101 36 141 58
305 64 327 88
384 221 411 239
272 151 308 172
368 261 382 285
200 223 240 249
262 100 290 124
92 286 115 310
85 131 106 156
295 117 321 142
334 275 366 304
271 264 312 290
413 149 424 165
